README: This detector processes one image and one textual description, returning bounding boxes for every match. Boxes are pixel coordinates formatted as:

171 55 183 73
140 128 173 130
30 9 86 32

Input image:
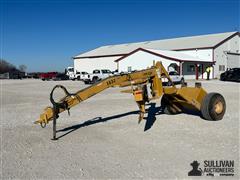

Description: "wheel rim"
214 101 223 114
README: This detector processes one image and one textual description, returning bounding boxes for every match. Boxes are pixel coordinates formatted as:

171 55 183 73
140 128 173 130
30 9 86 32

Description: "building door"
227 54 240 68
127 66 132 72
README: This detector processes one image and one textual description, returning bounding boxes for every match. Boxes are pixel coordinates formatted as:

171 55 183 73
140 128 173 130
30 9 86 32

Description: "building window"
187 65 195 72
127 66 132 72
219 65 225 71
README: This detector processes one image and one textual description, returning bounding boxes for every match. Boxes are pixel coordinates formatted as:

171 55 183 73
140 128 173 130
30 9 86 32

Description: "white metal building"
73 31 240 79
116 48 214 80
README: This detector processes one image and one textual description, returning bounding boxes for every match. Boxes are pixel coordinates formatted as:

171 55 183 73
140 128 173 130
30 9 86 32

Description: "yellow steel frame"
35 61 208 140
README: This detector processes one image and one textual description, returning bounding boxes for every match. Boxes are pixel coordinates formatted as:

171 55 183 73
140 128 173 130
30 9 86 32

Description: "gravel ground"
1 79 239 179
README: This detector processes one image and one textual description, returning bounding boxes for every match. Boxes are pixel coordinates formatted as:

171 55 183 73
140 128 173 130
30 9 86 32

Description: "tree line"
0 59 27 74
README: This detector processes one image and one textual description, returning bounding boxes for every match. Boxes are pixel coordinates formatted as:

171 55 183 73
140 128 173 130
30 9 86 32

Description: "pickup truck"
83 69 112 84
52 73 69 81
39 72 57 81
162 71 184 85
66 67 89 81
75 71 89 81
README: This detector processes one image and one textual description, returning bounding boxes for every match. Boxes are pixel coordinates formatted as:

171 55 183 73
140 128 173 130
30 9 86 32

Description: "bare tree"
19 64 27 72
0 59 17 73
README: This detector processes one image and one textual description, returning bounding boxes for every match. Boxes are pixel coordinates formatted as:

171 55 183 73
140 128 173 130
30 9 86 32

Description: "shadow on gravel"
56 110 139 139
56 103 163 139
56 102 203 140
144 103 163 131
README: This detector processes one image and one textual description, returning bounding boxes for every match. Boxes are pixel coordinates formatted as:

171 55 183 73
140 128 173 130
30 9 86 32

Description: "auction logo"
188 160 234 177
188 161 202 176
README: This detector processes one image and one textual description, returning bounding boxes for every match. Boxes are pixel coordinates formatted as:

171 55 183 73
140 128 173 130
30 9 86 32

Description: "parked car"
65 67 75 80
39 72 57 81
53 73 69 81
65 67 89 81
75 71 89 81
27 72 41 79
0 70 25 79
83 69 112 84
112 69 119 75
220 68 240 82
162 71 184 85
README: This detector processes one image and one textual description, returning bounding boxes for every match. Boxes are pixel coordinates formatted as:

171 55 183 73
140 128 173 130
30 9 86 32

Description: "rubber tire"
77 76 81 81
167 81 172 86
220 76 226 81
161 95 178 115
200 93 226 121
92 77 98 84
180 78 184 85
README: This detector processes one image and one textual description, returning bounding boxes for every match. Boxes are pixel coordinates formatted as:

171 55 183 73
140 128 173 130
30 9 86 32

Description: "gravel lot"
1 79 239 179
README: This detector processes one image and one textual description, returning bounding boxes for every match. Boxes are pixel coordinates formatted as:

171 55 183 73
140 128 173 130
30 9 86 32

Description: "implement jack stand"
51 107 58 141
52 117 57 140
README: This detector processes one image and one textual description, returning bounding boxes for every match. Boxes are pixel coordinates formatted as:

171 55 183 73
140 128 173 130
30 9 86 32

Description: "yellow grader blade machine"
35 62 226 140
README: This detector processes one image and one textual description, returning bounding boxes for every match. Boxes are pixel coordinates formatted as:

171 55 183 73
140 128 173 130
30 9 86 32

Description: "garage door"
227 54 240 68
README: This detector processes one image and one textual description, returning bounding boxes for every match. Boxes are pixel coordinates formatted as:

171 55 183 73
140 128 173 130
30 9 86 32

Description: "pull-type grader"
35 61 226 140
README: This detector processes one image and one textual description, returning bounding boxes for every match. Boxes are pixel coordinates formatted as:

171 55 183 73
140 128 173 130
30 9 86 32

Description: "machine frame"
35 62 226 140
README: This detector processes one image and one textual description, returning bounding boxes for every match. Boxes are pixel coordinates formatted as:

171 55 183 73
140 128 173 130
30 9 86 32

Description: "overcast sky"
1 0 239 72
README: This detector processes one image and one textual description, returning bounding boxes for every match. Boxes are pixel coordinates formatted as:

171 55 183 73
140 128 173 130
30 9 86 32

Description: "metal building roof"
74 31 239 59
115 48 213 63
